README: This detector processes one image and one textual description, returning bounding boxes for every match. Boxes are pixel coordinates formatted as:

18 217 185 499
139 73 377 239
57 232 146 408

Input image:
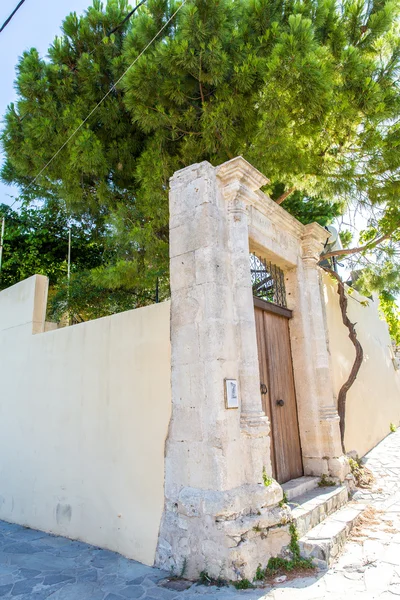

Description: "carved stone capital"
225 182 249 215
301 223 329 264
217 157 269 214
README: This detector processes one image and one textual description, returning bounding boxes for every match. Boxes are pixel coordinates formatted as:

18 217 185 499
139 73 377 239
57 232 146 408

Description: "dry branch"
322 233 391 260
275 187 296 205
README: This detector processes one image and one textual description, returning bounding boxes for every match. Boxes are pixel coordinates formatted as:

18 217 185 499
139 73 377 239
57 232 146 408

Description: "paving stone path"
1 430 400 599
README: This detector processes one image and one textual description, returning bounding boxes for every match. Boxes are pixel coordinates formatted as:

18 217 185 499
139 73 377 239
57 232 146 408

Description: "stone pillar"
156 159 287 581
286 224 349 480
216 160 270 483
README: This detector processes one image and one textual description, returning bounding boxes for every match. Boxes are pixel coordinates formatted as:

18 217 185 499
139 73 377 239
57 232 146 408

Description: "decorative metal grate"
250 253 287 308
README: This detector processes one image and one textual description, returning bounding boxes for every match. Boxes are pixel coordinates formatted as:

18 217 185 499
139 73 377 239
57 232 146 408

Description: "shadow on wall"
323 272 400 458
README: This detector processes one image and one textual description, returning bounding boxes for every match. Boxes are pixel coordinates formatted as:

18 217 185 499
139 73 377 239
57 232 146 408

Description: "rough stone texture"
158 157 349 580
157 158 286 580
298 503 365 568
290 486 349 537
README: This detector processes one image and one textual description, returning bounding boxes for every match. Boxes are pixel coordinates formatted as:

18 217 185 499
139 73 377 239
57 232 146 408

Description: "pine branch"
199 53 205 105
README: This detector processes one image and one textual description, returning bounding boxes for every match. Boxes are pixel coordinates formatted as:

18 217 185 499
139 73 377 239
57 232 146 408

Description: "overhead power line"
0 0 27 34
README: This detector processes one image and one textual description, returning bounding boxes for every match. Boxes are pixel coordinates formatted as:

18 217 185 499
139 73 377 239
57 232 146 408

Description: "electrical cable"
21 0 187 196
0 0 27 34
1 0 144 212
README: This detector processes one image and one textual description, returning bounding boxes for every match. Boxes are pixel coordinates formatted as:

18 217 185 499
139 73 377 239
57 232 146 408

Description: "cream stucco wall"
0 275 171 566
323 272 400 458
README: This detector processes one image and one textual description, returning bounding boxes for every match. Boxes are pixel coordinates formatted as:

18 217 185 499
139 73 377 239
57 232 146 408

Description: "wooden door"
254 299 303 484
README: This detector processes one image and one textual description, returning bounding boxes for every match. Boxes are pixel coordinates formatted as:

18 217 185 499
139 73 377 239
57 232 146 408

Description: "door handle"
260 383 268 395
276 399 285 406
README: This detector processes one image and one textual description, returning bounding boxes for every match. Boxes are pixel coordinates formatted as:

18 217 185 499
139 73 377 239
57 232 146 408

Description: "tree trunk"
324 269 364 453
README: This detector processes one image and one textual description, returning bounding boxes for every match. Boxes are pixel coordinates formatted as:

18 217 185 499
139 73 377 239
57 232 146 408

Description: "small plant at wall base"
349 457 374 489
255 564 265 581
318 474 336 487
254 524 314 582
262 467 273 487
279 491 289 507
198 571 227 588
233 579 254 590
390 423 397 433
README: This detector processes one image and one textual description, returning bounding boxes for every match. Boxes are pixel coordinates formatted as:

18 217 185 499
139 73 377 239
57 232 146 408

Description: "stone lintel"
251 191 304 241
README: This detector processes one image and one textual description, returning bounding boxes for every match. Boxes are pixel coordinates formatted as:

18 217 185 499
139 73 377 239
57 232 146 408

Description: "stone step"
281 476 319 501
289 485 349 538
298 503 365 569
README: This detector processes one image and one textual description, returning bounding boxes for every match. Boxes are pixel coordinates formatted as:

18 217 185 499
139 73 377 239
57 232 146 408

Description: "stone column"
216 160 270 484
287 223 349 480
156 159 287 581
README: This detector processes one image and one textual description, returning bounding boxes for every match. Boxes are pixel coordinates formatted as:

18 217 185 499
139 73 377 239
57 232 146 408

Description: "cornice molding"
216 156 270 191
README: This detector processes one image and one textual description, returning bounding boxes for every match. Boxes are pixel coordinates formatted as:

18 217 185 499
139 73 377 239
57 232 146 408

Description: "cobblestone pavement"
0 430 400 599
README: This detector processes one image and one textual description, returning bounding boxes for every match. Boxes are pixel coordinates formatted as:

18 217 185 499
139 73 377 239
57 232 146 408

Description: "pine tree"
1 0 400 298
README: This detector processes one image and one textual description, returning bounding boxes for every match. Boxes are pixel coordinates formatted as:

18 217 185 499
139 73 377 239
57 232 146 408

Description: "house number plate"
225 379 239 409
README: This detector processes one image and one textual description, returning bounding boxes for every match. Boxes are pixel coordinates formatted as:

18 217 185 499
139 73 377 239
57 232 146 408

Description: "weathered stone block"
170 253 196 292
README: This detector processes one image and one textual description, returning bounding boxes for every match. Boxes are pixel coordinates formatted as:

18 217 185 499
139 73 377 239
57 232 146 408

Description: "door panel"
254 303 303 484
254 307 277 479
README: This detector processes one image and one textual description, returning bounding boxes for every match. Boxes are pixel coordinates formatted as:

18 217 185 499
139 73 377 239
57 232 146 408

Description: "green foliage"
233 579 253 590
318 474 336 487
198 571 211 586
349 456 374 488
2 0 400 296
340 230 353 249
47 271 150 323
379 291 400 345
390 422 397 433
198 571 227 587
255 524 314 581
0 201 105 289
0 201 155 322
255 564 265 581
279 491 289 507
271 185 343 226
262 467 273 487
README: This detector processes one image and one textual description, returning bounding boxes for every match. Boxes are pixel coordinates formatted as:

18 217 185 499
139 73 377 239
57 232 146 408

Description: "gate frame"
156 156 349 580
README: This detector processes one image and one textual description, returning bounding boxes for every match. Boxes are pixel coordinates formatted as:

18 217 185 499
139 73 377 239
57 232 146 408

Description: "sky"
0 0 91 207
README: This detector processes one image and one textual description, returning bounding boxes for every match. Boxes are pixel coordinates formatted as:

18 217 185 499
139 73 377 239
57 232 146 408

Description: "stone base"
155 481 290 581
303 454 350 482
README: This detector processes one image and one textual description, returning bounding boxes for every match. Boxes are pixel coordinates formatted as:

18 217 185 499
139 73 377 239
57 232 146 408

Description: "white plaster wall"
0 276 171 566
323 272 400 457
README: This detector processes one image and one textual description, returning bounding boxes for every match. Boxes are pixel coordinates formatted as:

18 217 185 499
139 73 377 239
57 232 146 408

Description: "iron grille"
250 253 287 308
